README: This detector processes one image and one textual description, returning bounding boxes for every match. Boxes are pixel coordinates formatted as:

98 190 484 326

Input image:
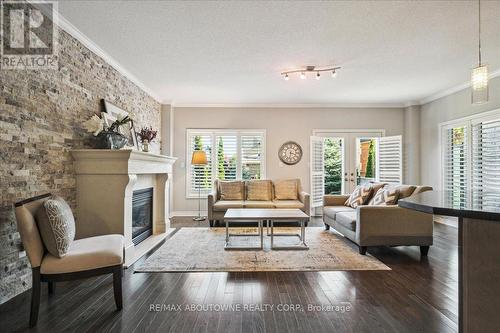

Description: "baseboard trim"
170 211 207 217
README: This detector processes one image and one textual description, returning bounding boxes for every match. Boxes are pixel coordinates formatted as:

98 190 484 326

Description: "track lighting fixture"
281 65 341 81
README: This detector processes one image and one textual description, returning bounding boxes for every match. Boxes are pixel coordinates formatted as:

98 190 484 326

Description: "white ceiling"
58 0 500 106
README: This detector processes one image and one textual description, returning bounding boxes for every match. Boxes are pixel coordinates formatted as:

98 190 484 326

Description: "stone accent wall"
0 28 161 304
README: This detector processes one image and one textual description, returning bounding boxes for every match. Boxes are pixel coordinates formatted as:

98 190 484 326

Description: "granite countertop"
398 191 500 221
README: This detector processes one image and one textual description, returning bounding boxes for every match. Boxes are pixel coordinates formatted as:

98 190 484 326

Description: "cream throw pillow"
344 185 373 208
274 179 298 200
219 181 244 200
35 196 76 258
246 180 272 201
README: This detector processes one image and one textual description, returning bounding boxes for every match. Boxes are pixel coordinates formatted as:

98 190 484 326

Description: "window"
441 110 500 210
186 129 266 198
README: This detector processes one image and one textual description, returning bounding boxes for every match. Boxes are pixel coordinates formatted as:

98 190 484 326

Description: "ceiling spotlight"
280 65 341 81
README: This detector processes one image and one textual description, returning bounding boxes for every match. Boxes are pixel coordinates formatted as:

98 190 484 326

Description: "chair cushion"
344 185 373 208
213 200 244 211
335 211 357 231
35 196 76 258
323 206 354 219
368 187 400 206
219 181 245 200
274 179 298 200
273 200 304 209
41 234 123 274
246 180 273 201
244 200 275 208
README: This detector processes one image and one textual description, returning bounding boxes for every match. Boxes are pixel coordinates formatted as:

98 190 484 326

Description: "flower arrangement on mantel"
83 113 135 149
137 127 158 152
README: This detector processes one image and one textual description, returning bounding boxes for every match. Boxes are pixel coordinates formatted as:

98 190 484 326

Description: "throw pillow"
35 196 76 258
344 185 373 208
368 187 400 206
246 180 273 201
219 181 244 200
274 179 298 200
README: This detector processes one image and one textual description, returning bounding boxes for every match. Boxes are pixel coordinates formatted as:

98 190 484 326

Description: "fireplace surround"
70 149 176 266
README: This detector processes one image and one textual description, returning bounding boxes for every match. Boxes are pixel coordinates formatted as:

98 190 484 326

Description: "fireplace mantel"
71 149 177 267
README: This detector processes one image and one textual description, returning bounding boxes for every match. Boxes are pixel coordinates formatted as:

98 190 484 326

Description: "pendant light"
471 0 488 104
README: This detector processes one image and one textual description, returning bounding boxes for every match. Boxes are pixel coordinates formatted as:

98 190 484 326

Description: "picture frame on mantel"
101 99 140 150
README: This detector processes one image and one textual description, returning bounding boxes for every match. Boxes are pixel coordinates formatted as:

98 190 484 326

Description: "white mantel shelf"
70 149 177 267
71 149 177 175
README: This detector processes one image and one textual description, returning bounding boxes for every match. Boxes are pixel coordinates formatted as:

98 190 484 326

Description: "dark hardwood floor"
0 219 458 333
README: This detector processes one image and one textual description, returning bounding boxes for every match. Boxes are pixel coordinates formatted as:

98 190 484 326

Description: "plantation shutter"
377 135 402 184
472 118 500 210
310 136 325 208
442 126 468 207
188 133 213 197
241 134 263 180
215 135 238 180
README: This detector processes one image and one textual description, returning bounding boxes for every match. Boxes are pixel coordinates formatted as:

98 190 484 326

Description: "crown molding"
419 68 500 105
32 1 162 102
172 103 406 109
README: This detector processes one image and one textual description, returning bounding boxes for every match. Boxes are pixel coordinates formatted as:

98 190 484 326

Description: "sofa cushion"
219 181 245 200
335 211 357 231
274 179 298 200
35 196 76 258
246 180 273 201
213 200 244 211
244 200 275 208
41 234 123 274
323 206 355 219
369 187 400 206
344 185 373 208
273 200 304 209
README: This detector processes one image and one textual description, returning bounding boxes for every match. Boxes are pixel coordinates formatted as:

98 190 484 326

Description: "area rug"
135 227 390 272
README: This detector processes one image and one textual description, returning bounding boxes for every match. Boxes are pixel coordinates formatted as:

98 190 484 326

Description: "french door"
310 130 402 210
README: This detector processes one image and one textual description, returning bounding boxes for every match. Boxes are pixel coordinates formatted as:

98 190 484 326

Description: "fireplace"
132 187 153 245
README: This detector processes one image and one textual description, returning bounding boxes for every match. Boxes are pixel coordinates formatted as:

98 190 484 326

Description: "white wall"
420 76 500 189
172 107 405 212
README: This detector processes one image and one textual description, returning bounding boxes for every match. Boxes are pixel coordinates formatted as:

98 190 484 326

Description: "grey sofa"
323 185 433 256
208 179 310 227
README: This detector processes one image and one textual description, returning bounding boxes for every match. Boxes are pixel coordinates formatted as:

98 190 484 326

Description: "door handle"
350 178 355 182
344 178 349 181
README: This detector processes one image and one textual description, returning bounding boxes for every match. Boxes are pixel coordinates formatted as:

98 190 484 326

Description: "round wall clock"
279 141 303 165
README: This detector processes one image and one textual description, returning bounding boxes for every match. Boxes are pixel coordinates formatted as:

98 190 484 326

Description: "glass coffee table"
223 208 309 250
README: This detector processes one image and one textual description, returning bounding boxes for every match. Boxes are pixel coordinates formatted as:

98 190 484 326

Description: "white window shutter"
310 136 325 208
442 126 468 207
241 134 264 180
377 135 402 184
188 133 213 197
472 118 500 210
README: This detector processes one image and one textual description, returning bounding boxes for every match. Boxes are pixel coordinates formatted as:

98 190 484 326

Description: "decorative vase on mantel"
142 139 150 152
95 131 128 150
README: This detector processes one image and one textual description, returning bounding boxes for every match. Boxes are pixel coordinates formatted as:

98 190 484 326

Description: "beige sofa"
208 179 310 227
323 184 433 256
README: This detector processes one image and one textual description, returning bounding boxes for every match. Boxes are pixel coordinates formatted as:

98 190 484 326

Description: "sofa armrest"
323 195 349 207
355 205 433 244
208 191 216 220
298 191 310 216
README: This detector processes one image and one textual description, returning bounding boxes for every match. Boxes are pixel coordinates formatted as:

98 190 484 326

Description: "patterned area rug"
135 227 390 272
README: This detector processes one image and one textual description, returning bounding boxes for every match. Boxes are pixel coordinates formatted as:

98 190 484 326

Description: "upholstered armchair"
14 193 124 327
